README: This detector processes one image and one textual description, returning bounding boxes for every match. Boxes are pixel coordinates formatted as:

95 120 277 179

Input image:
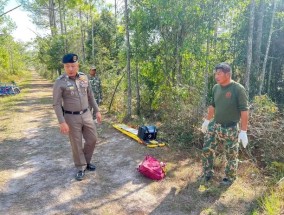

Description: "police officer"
88 65 102 121
200 62 249 186
53 53 102 181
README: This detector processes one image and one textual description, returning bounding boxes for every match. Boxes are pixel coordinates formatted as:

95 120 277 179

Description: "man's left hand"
238 130 248 148
96 112 102 124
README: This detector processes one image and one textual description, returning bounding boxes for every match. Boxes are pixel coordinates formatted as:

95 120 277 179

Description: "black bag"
138 126 157 141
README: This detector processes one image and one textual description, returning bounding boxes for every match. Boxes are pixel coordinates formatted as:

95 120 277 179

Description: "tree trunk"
58 0 67 53
49 0 57 36
114 0 118 75
254 0 265 85
203 36 210 111
115 0 118 51
259 0 276 95
63 0 68 52
79 9 86 62
267 59 273 96
89 0 95 61
124 0 132 118
175 25 183 85
135 53 141 116
108 73 125 113
91 20 95 61
245 0 255 95
58 0 64 35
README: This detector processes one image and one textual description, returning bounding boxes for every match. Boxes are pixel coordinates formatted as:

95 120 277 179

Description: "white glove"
238 130 248 148
201 119 210 133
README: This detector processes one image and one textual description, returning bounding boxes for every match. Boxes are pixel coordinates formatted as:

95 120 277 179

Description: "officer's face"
64 62 79 77
215 69 231 86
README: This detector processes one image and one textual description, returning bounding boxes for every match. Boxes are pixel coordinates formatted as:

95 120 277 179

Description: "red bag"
137 155 166 180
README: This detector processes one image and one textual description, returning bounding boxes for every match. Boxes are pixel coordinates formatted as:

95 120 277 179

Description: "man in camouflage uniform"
88 65 102 120
200 62 249 186
53 53 102 181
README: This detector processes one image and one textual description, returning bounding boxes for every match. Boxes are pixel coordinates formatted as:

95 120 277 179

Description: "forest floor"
0 71 267 215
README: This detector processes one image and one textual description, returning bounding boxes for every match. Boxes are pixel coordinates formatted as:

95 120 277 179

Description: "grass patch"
200 208 218 215
38 97 52 104
252 163 284 215
258 185 284 215
0 72 31 139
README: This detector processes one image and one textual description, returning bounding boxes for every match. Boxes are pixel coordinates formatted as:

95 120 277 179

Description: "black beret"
62 53 79 63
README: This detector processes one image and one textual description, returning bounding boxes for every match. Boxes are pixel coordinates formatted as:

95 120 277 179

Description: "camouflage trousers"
202 121 239 180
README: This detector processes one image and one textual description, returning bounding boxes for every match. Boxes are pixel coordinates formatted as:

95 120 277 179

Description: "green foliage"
252 94 278 117
47 36 65 69
271 162 284 173
258 184 284 215
269 162 284 184
85 8 123 74
231 0 284 99
10 0 283 123
146 83 204 148
249 95 284 166
0 34 28 82
5 0 283 152
34 36 64 79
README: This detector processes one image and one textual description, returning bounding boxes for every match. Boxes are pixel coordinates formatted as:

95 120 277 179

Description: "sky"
4 0 39 42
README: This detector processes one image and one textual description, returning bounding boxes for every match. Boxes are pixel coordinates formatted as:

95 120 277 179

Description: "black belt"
218 122 237 128
64 108 88 115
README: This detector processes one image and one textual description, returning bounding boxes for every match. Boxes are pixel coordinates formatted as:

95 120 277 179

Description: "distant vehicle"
0 83 21 96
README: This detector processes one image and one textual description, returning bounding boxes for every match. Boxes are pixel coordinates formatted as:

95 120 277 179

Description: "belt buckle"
79 110 83 115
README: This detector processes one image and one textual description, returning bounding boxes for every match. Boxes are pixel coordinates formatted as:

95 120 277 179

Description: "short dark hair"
215 62 231 73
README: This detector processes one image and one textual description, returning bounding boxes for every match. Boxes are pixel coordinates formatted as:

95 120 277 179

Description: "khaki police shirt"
53 72 99 124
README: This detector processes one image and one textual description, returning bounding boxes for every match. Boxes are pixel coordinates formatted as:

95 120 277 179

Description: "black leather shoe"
75 170 85 181
86 163 96 171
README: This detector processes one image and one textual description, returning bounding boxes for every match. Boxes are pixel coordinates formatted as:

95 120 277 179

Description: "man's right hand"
201 119 210 133
59 122 69 135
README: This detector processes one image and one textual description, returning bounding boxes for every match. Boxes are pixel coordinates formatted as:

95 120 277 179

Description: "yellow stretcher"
112 124 166 148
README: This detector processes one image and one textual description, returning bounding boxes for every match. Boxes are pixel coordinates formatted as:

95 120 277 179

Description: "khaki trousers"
65 109 97 171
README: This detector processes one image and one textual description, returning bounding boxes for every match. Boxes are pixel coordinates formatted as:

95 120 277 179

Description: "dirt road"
0 72 264 215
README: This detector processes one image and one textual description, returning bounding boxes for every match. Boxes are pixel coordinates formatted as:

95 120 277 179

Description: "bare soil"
0 72 266 215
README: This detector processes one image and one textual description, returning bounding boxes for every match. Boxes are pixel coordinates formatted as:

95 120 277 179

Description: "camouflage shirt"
88 75 102 101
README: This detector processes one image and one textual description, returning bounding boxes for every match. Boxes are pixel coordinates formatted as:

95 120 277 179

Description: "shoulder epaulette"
57 74 65 80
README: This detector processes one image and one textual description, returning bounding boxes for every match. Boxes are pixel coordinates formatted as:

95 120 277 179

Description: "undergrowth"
124 94 284 215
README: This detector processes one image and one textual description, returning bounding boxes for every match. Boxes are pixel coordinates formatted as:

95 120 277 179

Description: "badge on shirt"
66 81 75 91
77 75 88 88
79 76 86 81
225 91 232 99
